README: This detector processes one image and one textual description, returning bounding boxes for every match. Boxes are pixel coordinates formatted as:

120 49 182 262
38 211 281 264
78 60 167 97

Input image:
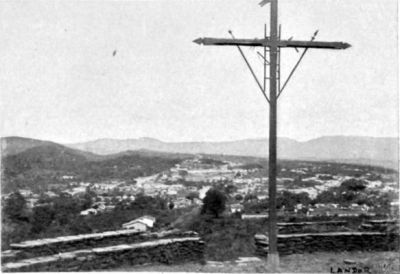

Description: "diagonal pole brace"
277 30 319 99
228 30 270 104
257 51 270 64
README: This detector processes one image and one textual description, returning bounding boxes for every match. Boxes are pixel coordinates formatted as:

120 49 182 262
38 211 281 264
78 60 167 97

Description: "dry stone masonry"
277 220 348 234
8 228 197 258
359 219 399 233
255 220 399 257
2 229 204 272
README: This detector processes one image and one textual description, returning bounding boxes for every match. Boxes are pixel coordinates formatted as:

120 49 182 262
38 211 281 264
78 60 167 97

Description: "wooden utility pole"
268 0 279 269
194 0 350 271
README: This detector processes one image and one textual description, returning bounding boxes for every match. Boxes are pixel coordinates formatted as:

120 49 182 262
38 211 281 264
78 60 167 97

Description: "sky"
0 0 398 143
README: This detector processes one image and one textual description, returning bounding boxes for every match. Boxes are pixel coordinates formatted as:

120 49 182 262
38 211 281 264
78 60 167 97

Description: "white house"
167 190 178 196
123 221 148 231
136 215 156 227
122 216 156 231
230 204 244 213
257 194 268 200
80 208 97 216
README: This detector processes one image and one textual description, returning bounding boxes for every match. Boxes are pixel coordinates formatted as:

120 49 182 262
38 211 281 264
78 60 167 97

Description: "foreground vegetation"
113 251 400 273
1 192 190 249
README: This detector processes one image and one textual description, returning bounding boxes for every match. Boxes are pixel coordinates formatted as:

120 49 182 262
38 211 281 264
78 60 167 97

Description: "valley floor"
110 251 399 273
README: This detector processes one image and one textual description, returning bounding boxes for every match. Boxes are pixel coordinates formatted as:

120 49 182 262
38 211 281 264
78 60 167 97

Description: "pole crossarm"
194 37 265 47
193 37 350 50
279 39 350 49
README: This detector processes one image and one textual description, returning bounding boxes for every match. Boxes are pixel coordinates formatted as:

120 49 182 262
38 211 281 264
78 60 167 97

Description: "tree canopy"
201 188 226 218
3 191 28 222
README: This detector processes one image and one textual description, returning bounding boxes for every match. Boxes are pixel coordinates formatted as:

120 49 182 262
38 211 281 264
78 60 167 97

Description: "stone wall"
255 231 399 257
277 221 348 234
2 229 204 272
9 228 197 259
359 219 399 232
3 237 204 272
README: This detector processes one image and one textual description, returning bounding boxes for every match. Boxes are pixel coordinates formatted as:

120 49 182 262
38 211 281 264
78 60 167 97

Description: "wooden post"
193 1 350 271
267 0 279 271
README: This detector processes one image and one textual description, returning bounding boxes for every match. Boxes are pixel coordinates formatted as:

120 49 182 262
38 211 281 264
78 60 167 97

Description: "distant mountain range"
0 136 188 160
1 135 398 169
65 136 398 168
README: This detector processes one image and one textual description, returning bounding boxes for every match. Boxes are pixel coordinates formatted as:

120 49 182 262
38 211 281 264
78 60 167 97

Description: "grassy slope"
112 251 400 273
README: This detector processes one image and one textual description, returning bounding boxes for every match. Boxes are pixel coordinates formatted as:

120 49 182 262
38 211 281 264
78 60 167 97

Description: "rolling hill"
1 136 102 160
1 136 57 156
67 136 398 168
0 137 183 193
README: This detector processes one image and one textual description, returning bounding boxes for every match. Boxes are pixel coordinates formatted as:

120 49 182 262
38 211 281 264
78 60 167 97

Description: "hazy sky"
1 0 398 143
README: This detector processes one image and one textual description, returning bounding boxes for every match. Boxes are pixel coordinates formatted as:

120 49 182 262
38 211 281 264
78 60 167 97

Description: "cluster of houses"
178 157 228 170
80 201 115 215
4 157 399 225
232 178 266 196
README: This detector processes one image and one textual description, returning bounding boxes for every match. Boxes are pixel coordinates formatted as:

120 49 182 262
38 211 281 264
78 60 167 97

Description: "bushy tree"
224 184 237 195
3 191 28 222
313 179 369 206
31 205 54 234
277 191 311 211
314 190 337 204
178 170 189 176
130 194 166 211
277 191 296 211
52 193 81 226
340 179 367 192
244 193 257 202
235 194 244 201
80 189 96 210
201 188 226 218
244 200 268 214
